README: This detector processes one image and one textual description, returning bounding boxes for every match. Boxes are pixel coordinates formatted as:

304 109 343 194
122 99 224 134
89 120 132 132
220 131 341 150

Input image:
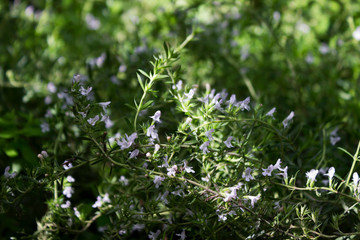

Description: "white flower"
296 21 310 34
262 165 274 177
154 176 165 188
154 144 160 153
184 88 196 101
226 94 236 106
305 53 314 64
172 80 183 91
61 200 71 209
330 128 341 146
102 193 110 203
80 86 92 96
306 169 319 182
324 167 335 180
319 43 330 54
353 172 359 187
224 136 234 148
63 161 73 170
277 166 288 180
247 195 261 208
167 165 178 177
85 13 100 30
92 193 110 208
87 115 99 126
4 166 17 179
78 111 87 118
129 149 140 159
282 111 294 128
265 107 276 119
236 97 250 111
150 111 161 123
242 167 255 181
63 186 74 198
273 11 280 21
218 214 227 221
205 129 215 141
146 125 159 140
273 158 282 170
176 229 186 240
99 101 111 112
224 188 237 202
73 207 80 218
47 82 57 93
201 174 210 182
200 141 210 154
183 161 195 173
41 150 48 158
148 230 161 240
353 26 360 41
159 156 169 168
66 175 75 183
157 191 169 204
119 176 129 186
116 132 137 150
40 122 50 133
119 230 127 235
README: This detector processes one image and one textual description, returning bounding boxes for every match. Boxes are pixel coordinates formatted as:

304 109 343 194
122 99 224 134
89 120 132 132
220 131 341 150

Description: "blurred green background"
1 0 360 237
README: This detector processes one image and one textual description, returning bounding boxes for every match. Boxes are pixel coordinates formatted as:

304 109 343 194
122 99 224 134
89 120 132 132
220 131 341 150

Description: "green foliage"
1 0 360 239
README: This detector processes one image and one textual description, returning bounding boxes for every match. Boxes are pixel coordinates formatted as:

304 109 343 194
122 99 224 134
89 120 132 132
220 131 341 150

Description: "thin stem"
345 140 360 187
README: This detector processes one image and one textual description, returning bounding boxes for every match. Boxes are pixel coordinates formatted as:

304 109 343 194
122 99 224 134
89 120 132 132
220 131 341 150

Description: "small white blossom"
353 26 360 41
324 167 335 180
353 172 359 187
226 94 236 106
66 175 75 182
273 158 282 170
242 167 255 181
273 11 280 21
129 149 140 159
224 188 237 202
146 125 159 140
73 207 80 218
61 200 71 209
116 133 137 150
148 230 161 240
4 166 17 179
330 128 341 146
119 176 129 186
200 141 210 154
63 186 74 198
92 193 110 208
236 97 250 111
132 224 145 232
167 165 178 177
176 229 186 240
305 53 314 64
282 111 294 128
102 193 110 203
306 169 319 182
224 136 233 148
205 129 215 141
159 156 169 168
47 82 57 93
63 161 73 170
319 43 330 54
85 13 100 30
262 164 274 177
277 166 288 180
184 88 195 101
87 115 100 126
201 174 210 182
247 195 260 208
172 80 183 90
119 230 127 235
150 111 161 123
80 86 92 96
41 150 48 158
183 161 195 173
154 176 165 188
99 101 111 112
265 107 276 119
154 144 160 153
157 191 169 204
218 214 227 221
40 122 50 133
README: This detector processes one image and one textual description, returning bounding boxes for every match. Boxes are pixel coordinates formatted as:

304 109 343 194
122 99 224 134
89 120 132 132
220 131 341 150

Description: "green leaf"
5 148 18 157
142 100 154 110
138 69 150 79
136 73 145 91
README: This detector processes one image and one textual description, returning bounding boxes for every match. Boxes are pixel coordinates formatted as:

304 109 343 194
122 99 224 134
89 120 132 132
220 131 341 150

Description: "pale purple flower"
3 166 17 179
201 174 210 182
277 166 288 180
224 136 233 148
242 167 255 181
118 64 127 73
116 132 137 150
184 88 195 101
282 111 294 128
183 161 195 173
154 144 160 153
132 224 145 232
61 200 71 209
150 111 161 123
262 165 274 176
305 53 314 64
154 176 165 188
63 186 74 198
41 150 48 158
167 165 178 177
67 175 75 182
102 193 110 203
40 122 50 133
119 176 129 186
99 101 111 112
226 94 236 106
87 115 100 126
73 207 80 218
247 195 260 208
330 128 341 146
319 43 330 54
224 188 237 202
63 161 73 170
218 214 227 221
324 167 335 180
200 141 210 154
80 86 92 96
265 107 276 119
146 125 158 140
205 129 215 141
214 99 224 112
273 158 282 170
172 80 183 91
176 229 186 240
78 111 87 118
273 11 280 21
148 230 161 240
306 169 319 182
47 82 57 93
159 156 169 168
92 193 110 208
157 191 169 204
171 187 185 197
353 26 360 41
119 230 127 235
236 97 250 111
129 149 140 159
85 14 100 30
